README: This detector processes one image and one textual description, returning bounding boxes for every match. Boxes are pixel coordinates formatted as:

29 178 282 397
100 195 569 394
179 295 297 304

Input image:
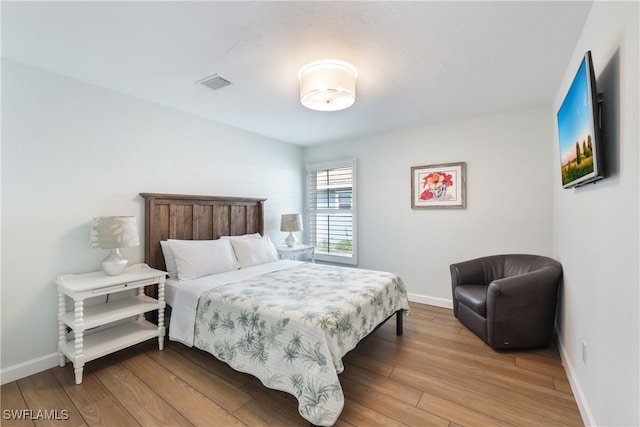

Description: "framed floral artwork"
411 162 466 209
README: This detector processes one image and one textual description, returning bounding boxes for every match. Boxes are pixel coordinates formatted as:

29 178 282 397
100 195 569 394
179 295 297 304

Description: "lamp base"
102 248 128 275
285 232 297 248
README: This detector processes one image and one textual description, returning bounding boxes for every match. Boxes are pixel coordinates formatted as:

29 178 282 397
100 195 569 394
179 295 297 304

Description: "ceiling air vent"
197 74 232 91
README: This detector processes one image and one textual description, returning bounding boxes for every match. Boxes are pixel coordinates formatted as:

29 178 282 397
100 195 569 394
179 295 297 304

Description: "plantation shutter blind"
307 160 357 265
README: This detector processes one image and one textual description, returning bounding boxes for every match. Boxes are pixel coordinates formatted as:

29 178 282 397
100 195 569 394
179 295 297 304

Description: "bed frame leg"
396 310 403 335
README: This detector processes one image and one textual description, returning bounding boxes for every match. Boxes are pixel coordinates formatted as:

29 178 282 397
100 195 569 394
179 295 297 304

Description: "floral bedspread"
192 262 410 426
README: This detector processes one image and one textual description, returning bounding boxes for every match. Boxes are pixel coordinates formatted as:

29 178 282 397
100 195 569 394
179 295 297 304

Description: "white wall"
1 60 304 379
305 106 555 305
552 2 639 426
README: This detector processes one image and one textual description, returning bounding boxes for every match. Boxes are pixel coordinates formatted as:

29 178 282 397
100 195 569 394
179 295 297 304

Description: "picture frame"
411 162 466 209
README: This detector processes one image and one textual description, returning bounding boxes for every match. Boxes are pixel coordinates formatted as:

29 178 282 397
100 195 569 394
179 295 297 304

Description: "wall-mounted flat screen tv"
557 51 604 188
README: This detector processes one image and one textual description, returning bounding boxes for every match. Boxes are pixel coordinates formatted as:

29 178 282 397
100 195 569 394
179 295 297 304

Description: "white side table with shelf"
55 263 166 384
276 244 316 263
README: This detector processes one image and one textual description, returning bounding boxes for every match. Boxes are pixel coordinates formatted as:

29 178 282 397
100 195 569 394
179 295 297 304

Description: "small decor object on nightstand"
280 213 303 247
90 216 140 275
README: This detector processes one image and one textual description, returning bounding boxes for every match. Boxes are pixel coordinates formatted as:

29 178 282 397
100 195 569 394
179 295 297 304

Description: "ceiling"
1 1 593 146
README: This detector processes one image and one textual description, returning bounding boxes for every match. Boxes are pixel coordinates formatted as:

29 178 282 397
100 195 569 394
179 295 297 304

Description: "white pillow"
161 239 219 279
220 233 262 240
168 239 240 280
161 236 258 278
231 236 278 268
160 241 178 279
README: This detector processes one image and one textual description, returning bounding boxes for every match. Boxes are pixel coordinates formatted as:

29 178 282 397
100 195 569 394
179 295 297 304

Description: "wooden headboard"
140 193 266 271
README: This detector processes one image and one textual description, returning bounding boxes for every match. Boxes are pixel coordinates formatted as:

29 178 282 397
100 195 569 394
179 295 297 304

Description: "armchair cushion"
454 285 488 317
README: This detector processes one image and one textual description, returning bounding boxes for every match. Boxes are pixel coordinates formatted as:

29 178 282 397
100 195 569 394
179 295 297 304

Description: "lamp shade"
90 216 140 249
300 61 356 111
280 214 303 232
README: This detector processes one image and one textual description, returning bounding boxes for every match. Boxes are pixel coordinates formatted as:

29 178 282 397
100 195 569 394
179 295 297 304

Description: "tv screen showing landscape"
557 52 600 188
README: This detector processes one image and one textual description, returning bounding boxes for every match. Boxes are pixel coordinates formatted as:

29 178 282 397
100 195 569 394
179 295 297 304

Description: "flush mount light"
299 61 357 111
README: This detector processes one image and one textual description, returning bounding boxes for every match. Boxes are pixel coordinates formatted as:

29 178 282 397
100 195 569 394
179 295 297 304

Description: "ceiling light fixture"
299 60 357 111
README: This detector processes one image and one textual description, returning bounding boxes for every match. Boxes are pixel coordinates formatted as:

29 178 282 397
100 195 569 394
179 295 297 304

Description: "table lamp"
280 213 303 247
90 216 140 275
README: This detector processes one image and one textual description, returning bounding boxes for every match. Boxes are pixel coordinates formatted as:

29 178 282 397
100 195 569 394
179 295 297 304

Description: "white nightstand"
55 263 166 384
276 244 316 262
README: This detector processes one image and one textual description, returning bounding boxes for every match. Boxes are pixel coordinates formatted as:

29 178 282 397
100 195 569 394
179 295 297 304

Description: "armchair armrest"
487 266 561 303
486 266 562 348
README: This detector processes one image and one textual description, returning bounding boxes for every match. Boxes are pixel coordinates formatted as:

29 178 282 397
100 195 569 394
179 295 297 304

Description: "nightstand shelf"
55 263 166 384
59 294 159 331
276 244 316 262
59 319 158 365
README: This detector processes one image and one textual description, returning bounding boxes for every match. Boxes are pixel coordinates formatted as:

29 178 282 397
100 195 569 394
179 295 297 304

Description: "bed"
140 193 410 426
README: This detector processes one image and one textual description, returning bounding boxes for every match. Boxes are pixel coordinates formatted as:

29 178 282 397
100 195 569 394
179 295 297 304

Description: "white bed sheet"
164 278 179 307
168 259 301 346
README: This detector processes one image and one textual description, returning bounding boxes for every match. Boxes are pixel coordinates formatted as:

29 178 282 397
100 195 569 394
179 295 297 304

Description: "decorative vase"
102 248 128 275
433 185 447 199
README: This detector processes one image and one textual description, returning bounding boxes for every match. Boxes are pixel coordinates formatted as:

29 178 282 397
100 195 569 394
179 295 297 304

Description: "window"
306 160 357 265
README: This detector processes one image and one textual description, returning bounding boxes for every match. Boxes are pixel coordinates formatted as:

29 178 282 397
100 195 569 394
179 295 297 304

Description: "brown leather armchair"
450 254 562 350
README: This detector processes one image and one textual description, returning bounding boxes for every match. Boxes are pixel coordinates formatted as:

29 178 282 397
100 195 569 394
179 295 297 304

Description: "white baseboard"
407 293 453 309
1 352 60 385
555 331 595 427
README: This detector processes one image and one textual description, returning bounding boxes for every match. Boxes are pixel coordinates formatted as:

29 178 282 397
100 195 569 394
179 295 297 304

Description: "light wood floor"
1 303 583 426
